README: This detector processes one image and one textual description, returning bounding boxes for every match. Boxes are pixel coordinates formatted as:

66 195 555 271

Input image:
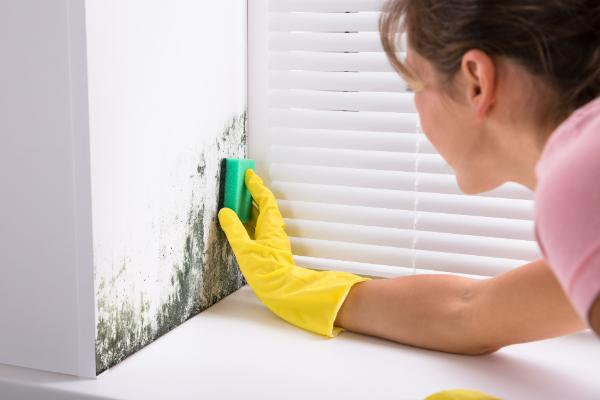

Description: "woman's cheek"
414 92 434 139
414 92 449 163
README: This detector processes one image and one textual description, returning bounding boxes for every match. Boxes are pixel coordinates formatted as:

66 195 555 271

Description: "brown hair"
379 0 600 121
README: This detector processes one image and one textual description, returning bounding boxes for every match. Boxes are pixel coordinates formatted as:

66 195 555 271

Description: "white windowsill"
1 285 599 400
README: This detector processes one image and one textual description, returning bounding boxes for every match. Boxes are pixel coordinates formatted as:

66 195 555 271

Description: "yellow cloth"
425 389 501 400
218 169 371 337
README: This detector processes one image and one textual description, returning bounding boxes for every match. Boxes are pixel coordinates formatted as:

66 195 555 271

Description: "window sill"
1 285 599 399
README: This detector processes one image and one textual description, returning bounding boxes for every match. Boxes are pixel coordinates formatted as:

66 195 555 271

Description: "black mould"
95 109 248 375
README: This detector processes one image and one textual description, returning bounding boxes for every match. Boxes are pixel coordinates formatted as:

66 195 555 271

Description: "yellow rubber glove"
218 169 371 337
425 389 501 400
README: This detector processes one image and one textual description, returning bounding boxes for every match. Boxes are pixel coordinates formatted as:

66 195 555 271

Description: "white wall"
85 0 248 374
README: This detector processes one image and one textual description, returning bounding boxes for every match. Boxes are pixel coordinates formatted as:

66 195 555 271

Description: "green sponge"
220 158 255 223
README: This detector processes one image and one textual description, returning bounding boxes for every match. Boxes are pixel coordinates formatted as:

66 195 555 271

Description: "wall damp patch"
95 112 248 374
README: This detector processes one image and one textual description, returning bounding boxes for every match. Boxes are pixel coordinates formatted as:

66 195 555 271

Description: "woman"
218 0 600 357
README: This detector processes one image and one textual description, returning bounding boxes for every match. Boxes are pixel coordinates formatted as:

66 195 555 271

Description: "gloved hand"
218 169 371 337
425 389 500 400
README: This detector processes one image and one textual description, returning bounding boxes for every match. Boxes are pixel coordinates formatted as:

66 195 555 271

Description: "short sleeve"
534 112 600 323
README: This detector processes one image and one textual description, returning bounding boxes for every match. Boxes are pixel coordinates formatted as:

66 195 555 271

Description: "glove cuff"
325 274 371 338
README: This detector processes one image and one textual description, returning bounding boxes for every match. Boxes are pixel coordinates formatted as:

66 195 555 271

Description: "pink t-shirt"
534 96 600 324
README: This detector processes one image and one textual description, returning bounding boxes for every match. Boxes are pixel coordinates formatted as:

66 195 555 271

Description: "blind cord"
410 121 422 275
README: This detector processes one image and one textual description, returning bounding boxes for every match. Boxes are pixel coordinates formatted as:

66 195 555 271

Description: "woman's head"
379 0 600 192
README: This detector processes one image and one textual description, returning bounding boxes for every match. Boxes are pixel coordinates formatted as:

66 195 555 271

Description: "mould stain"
95 110 247 374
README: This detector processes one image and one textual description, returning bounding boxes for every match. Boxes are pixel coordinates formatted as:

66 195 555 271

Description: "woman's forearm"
334 272 494 354
334 258 586 355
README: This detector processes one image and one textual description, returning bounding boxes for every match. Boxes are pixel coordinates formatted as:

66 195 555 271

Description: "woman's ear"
460 49 496 120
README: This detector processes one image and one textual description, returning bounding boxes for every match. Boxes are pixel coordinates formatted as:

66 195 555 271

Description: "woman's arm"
334 258 586 355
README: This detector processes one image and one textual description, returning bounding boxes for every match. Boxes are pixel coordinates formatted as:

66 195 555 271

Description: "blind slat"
290 236 414 268
270 163 533 200
270 32 388 52
270 145 452 174
294 256 415 278
279 199 415 230
269 0 386 13
285 218 541 260
286 218 415 249
278 200 536 241
294 256 491 279
269 11 380 32
270 163 418 190
270 70 407 92
270 109 419 132
270 89 416 112
270 51 395 72
272 182 534 219
271 128 438 153
414 249 525 276
290 237 526 276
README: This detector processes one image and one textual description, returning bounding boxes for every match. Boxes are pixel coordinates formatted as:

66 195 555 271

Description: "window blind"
248 0 542 278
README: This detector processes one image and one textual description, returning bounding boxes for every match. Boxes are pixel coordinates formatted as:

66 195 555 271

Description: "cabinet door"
0 0 96 378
